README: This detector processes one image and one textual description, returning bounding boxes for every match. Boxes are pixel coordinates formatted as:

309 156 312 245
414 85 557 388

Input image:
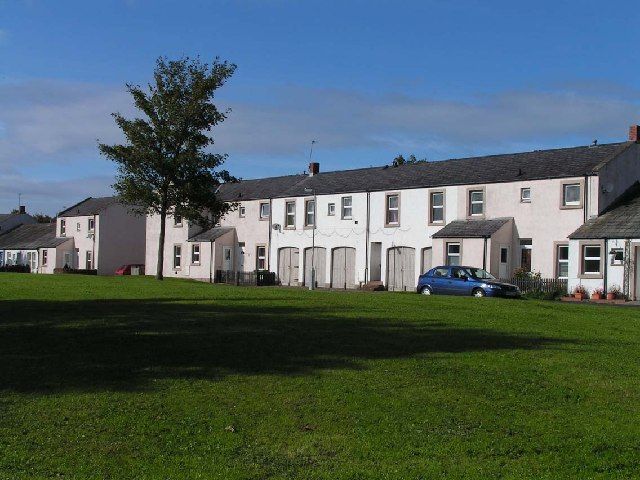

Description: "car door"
430 267 450 294
448 267 471 295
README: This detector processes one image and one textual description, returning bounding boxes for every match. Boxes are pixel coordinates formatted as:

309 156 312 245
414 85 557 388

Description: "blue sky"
1 0 639 214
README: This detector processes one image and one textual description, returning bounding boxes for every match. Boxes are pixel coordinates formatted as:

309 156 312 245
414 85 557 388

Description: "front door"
499 246 509 279
223 246 233 271
26 252 37 273
238 243 245 271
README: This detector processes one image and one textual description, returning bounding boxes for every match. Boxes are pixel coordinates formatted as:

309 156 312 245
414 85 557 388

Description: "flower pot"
591 293 602 300
574 293 586 300
606 293 616 301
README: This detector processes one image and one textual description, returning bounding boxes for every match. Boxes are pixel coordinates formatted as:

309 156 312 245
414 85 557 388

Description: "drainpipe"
209 240 214 283
482 237 488 270
268 198 273 271
603 237 608 294
583 175 589 223
92 214 97 271
365 191 370 284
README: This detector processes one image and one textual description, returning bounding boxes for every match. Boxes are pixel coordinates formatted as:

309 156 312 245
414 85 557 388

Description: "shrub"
0 264 31 273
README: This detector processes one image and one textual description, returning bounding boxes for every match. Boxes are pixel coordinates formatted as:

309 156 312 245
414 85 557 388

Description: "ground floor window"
191 244 200 265
520 239 532 272
582 245 601 275
556 244 568 279
86 251 93 270
42 250 48 266
446 242 460 266
173 244 182 269
256 246 267 270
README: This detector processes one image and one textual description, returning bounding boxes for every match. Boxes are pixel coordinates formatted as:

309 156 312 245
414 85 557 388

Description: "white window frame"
469 189 484 216
191 243 201 265
385 193 400 226
285 201 296 228
173 244 182 269
76 222 81 232
446 242 461 266
86 250 93 270
610 248 624 266
341 196 352 219
520 187 531 203
174 215 182 227
563 183 581 207
256 245 267 270
88 218 95 232
259 202 270 220
239 205 246 218
60 219 66 236
327 203 336 216
42 249 48 266
305 199 315 227
430 191 444 224
582 245 602 275
556 244 569 279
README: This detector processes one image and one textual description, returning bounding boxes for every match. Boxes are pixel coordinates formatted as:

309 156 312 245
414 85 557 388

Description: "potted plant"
591 287 604 300
607 284 621 301
573 285 588 300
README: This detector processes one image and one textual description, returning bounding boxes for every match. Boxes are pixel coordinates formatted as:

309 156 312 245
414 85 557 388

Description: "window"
433 267 450 278
259 202 270 220
556 244 569 279
42 250 48 266
386 194 399 225
76 222 81 232
60 219 66 236
174 215 182 226
430 191 444 223
563 183 581 206
86 251 93 270
88 218 95 232
611 248 624 266
469 189 484 216
305 199 315 227
520 187 531 203
520 239 532 272
239 205 246 217
191 244 200 264
285 201 296 228
446 243 461 265
327 203 336 216
173 244 182 269
341 196 352 219
256 246 267 270
582 245 601 275
500 248 508 264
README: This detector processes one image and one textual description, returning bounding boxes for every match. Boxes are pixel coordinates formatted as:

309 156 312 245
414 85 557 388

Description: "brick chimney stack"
19 205 26 214
629 125 640 143
309 162 320 176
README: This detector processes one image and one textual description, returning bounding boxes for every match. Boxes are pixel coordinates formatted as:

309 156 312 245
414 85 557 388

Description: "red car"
115 264 145 275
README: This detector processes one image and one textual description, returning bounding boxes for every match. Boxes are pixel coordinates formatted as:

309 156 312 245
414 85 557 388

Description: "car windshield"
464 268 496 280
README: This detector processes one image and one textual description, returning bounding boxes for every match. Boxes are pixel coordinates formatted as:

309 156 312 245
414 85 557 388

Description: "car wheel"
420 286 432 295
472 288 485 298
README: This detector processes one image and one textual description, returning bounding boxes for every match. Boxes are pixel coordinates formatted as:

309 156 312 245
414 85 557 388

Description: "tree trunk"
156 207 167 280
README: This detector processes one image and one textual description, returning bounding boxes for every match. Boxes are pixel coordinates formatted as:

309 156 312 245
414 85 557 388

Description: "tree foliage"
99 56 237 279
391 154 428 167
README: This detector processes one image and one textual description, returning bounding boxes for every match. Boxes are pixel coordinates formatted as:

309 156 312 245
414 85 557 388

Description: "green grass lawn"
1 274 639 479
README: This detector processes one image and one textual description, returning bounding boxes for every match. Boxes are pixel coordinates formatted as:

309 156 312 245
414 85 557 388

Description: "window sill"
560 204 582 210
578 273 603 279
385 223 400 228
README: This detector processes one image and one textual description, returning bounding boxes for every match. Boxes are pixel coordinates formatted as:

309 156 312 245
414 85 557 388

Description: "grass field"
0 273 639 479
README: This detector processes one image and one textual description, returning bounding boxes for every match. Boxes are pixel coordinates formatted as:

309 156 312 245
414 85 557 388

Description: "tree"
391 154 427 167
33 213 53 223
99 56 237 280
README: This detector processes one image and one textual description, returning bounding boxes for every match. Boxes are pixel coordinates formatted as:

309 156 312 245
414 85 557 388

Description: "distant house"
56 197 146 275
568 182 640 300
0 207 36 234
0 223 73 273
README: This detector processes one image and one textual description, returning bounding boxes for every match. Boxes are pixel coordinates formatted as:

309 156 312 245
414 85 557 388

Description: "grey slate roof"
58 196 118 217
432 218 512 238
0 214 13 222
217 142 633 201
188 226 234 242
569 183 640 239
0 223 69 249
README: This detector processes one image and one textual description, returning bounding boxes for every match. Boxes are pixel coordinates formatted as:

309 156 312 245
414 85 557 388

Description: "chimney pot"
19 205 26 214
629 125 640 143
308 162 320 176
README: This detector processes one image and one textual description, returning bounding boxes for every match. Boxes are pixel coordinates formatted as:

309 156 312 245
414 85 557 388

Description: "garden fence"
500 277 567 295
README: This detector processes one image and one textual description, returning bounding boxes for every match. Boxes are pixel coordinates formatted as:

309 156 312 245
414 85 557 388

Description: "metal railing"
215 270 277 286
500 277 567 295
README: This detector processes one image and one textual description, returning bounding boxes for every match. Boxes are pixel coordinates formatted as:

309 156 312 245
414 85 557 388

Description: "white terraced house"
146 125 640 293
56 196 146 275
0 223 73 273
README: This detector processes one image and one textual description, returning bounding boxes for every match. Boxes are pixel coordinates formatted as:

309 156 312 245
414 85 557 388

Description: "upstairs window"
305 199 315 227
341 197 352 219
285 201 296 228
174 215 182 226
520 187 531 203
60 219 66 236
386 194 399 225
88 218 95 232
430 191 444 223
469 190 484 216
259 202 270 219
327 203 336 216
563 183 581 207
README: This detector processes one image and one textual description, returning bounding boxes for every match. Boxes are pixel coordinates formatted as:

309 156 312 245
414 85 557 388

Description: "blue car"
417 265 521 298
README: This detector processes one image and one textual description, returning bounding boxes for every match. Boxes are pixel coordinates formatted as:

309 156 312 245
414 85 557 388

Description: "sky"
1 0 639 214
